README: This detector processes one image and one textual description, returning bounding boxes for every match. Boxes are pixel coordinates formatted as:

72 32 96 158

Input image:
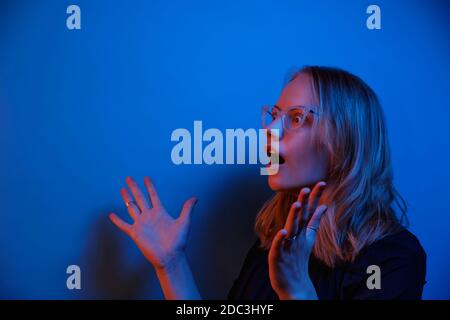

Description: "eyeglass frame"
261 104 321 132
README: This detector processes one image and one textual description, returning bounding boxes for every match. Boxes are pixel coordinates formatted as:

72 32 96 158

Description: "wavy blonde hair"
255 66 408 267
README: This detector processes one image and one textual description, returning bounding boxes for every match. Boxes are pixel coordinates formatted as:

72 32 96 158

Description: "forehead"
276 72 319 110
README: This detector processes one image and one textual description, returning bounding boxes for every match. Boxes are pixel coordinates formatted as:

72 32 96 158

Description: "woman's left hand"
268 181 328 300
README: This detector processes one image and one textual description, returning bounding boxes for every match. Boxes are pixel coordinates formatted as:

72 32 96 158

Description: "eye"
288 109 306 127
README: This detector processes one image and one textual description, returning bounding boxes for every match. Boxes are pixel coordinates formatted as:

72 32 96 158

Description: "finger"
270 229 288 260
109 213 133 236
307 181 327 217
297 187 311 230
121 187 141 221
126 176 150 211
305 204 328 245
144 176 162 208
178 197 198 224
283 201 301 238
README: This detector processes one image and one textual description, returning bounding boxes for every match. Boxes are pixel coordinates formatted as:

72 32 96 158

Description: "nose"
267 117 284 141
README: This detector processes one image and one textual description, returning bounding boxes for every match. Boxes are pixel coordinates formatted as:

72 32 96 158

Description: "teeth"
267 152 285 164
266 146 285 164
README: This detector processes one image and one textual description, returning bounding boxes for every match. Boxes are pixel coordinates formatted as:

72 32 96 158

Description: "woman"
109 66 426 300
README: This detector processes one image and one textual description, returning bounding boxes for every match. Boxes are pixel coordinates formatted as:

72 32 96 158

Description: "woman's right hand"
109 176 198 272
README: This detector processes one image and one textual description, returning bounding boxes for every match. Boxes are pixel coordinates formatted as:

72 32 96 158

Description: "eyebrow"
273 104 320 115
273 105 282 111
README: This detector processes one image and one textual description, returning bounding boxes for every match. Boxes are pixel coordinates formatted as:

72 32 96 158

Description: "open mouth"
267 150 286 165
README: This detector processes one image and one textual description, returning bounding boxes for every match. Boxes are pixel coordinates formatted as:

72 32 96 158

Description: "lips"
266 148 286 165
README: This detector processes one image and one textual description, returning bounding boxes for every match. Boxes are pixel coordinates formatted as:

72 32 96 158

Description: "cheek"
287 133 315 163
286 135 327 181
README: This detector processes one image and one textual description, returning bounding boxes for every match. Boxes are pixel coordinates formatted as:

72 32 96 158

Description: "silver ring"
125 200 137 208
285 235 297 241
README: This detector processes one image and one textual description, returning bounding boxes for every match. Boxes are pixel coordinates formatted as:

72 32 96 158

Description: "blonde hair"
255 66 408 267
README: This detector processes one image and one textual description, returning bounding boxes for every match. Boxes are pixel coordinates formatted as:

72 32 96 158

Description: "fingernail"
281 229 288 235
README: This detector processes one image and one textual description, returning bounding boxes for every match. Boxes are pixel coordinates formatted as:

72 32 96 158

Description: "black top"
227 229 426 300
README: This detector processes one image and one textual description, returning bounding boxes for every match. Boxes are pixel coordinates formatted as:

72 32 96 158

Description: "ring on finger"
125 200 137 208
285 234 297 241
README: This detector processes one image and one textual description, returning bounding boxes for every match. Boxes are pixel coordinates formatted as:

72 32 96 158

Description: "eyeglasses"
261 105 320 131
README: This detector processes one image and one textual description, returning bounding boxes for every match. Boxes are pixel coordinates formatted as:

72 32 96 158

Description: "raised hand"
109 176 198 271
268 181 328 300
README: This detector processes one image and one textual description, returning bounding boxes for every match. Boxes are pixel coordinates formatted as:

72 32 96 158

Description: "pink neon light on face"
266 73 328 192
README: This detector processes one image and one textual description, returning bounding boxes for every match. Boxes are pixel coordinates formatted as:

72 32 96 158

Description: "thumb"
178 197 198 225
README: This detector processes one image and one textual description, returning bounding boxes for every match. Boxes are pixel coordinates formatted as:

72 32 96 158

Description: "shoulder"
341 229 427 299
357 229 426 266
355 229 426 266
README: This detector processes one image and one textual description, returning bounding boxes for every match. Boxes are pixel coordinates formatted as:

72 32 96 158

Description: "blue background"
0 0 449 299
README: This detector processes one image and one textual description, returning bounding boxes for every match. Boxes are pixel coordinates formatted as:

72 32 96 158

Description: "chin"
268 175 294 192
268 174 318 192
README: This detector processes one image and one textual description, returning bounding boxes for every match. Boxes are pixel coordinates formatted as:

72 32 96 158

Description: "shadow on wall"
80 168 272 300
81 209 161 299
190 167 273 299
